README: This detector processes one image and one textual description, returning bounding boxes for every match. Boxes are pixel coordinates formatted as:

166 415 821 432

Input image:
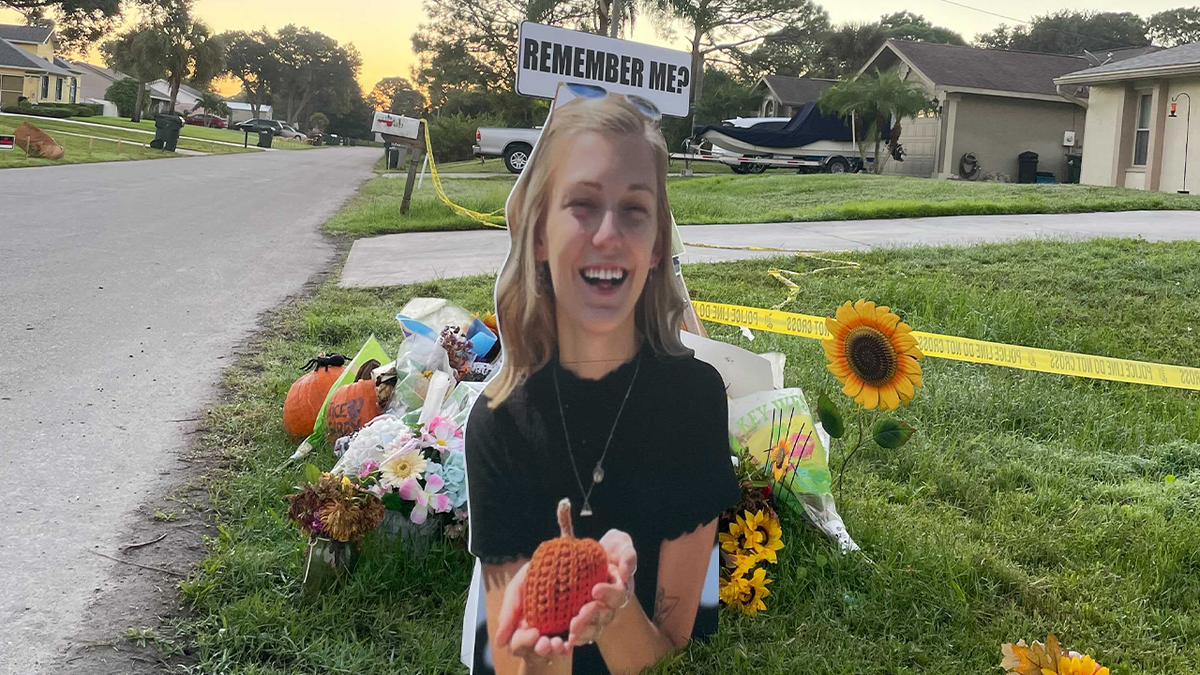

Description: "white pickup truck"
473 126 542 174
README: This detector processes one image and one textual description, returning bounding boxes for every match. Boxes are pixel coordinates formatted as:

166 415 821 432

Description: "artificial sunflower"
719 510 768 555
823 299 924 411
719 572 750 606
1057 654 1110 675
725 567 772 616
752 515 785 564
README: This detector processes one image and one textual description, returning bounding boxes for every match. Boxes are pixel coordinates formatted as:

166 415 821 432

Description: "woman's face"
536 130 662 339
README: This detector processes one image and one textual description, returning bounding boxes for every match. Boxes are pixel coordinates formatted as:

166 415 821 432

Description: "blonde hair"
485 94 690 406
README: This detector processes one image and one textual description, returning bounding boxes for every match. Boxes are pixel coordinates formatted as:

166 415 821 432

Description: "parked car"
233 118 283 135
474 125 544 173
185 112 227 129
277 124 307 141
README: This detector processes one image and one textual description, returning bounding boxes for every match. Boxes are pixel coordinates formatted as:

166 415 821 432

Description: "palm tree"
161 9 225 111
100 25 170 123
818 68 938 174
190 91 231 126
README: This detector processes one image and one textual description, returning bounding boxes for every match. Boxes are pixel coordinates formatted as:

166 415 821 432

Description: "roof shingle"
0 24 53 44
758 75 837 106
884 40 1090 97
1062 41 1200 78
0 37 43 70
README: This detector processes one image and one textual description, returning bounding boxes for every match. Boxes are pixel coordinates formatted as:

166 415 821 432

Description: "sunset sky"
0 0 1186 98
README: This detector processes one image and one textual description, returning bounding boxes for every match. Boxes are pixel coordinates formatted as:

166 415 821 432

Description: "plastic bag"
397 298 472 336
291 335 391 460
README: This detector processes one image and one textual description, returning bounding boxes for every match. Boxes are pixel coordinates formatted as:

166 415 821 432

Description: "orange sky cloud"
2 0 1185 100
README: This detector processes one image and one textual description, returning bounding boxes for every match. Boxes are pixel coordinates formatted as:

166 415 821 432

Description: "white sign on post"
0 134 13 151
515 21 693 117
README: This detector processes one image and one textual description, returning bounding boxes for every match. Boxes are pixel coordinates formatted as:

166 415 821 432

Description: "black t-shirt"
465 344 740 675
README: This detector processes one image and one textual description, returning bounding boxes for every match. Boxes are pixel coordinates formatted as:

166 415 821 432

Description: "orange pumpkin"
524 499 609 637
283 355 347 441
325 379 380 440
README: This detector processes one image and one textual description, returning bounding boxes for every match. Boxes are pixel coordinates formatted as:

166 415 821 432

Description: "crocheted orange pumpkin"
524 499 609 637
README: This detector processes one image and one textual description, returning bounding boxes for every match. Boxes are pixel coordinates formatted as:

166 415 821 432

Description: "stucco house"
856 40 1101 181
0 23 82 108
752 75 837 118
70 60 170 113
1054 42 1200 194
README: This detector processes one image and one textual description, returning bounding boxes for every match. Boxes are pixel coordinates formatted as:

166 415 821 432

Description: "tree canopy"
221 29 278 118
100 23 169 122
974 10 1150 54
1147 7 1200 48
368 77 427 117
273 25 362 124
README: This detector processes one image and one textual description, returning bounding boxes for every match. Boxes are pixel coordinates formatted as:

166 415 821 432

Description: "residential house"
1054 42 1200 194
0 23 83 107
226 101 274 123
69 60 170 114
752 75 837 118
147 80 207 113
857 40 1099 181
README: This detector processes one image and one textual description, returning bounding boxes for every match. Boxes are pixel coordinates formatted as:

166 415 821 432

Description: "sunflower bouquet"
818 300 924 489
717 505 784 616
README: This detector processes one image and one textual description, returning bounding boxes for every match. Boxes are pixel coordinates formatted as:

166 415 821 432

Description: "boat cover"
693 102 889 149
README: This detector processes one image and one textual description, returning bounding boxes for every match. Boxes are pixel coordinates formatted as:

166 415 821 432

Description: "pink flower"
359 460 379 477
422 416 464 454
398 473 452 524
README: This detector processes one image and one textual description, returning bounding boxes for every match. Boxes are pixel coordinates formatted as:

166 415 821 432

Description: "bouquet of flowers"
286 469 387 544
717 447 785 616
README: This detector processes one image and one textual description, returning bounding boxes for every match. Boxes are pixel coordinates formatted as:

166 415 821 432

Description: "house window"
1132 93 1152 166
56 77 63 100
69 78 77 104
41 75 48 98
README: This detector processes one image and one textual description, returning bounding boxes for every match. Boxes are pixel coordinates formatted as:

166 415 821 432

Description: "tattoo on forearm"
653 588 680 627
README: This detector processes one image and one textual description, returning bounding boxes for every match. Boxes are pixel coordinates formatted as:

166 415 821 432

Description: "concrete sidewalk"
339 210 1199 288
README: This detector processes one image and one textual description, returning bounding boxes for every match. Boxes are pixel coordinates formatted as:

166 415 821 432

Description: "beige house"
1055 42 1200 194
752 75 836 118
0 24 82 107
856 40 1104 181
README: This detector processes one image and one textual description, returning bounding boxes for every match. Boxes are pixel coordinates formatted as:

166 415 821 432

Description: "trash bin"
151 113 183 152
386 145 400 169
257 130 274 148
1065 154 1082 184
1017 151 1039 184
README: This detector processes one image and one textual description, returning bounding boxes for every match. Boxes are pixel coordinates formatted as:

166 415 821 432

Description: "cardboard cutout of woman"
460 83 740 675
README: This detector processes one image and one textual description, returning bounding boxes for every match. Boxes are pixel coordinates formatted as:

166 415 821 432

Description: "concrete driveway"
339 210 1199 288
0 147 377 674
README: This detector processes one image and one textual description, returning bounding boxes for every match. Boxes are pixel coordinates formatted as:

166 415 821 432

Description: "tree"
104 77 152 117
810 13 965 78
653 0 828 101
1148 7 1200 47
878 11 965 45
160 6 225 110
727 13 830 81
273 25 362 124
100 24 169 122
324 92 375 140
973 11 1150 54
660 67 758 150
221 29 278 118
818 69 938 174
307 112 329 134
4 0 169 52
368 77 427 116
190 90 230 125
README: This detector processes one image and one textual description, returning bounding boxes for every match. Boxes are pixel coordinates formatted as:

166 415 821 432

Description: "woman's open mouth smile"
579 265 630 293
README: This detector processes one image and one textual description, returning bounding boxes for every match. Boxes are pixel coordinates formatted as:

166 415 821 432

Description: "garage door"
884 111 938 177
1 75 23 107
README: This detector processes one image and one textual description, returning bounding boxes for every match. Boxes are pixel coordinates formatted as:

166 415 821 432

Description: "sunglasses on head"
564 82 662 122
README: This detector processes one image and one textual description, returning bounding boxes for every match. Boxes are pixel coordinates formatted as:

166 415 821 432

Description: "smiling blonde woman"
464 92 739 675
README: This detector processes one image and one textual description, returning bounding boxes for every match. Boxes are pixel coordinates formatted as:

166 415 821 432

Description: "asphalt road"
0 147 377 673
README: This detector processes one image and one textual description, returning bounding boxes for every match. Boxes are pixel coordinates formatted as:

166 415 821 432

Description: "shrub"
0 103 73 118
104 78 152 118
426 111 503 163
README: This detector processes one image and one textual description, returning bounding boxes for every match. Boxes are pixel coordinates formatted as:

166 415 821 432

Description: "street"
0 147 377 673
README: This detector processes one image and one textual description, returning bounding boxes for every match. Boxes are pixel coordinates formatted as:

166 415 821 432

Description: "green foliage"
101 23 171 122
160 8 225 108
819 69 938 173
808 13 966 78
661 68 758 152
220 29 277 117
1148 7 1200 47
974 10 1150 54
274 25 362 124
308 112 329 133
817 392 846 438
1 103 73 118
871 418 915 448
427 111 504 163
367 76 426 117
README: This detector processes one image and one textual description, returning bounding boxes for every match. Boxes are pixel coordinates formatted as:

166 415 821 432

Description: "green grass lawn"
0 118 182 167
86 116 314 150
1 114 259 158
326 173 1199 238
378 157 732 175
164 236 1200 674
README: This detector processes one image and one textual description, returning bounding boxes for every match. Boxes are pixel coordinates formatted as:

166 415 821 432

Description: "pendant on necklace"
592 464 604 484
580 502 594 517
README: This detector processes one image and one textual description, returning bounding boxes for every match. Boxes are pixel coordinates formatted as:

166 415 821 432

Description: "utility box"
1062 130 1076 147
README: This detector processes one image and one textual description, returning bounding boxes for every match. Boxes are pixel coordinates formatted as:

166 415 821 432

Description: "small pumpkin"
325 360 382 440
283 353 347 441
523 499 609 637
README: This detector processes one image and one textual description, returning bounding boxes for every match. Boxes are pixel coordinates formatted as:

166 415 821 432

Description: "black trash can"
151 113 183 152
257 130 274 148
386 145 401 169
1017 151 1039 184
1065 154 1082 184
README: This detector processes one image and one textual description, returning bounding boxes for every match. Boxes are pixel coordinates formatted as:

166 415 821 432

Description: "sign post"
372 112 426 214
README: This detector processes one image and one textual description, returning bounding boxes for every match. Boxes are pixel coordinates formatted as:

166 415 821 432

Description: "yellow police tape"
421 120 507 228
691 300 1200 391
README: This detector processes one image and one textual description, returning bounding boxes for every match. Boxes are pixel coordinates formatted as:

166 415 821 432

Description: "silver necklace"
552 354 641 517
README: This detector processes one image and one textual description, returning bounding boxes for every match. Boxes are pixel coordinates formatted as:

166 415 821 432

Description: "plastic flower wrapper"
331 415 412 476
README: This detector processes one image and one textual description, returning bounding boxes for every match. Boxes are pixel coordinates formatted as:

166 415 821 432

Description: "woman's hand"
568 529 638 647
495 562 572 663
